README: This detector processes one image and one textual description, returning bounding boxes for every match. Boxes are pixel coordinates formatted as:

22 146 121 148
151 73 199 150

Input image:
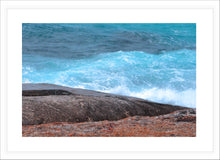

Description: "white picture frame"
0 0 219 159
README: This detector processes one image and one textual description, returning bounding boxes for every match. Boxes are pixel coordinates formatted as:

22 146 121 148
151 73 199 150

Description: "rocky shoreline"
22 83 196 137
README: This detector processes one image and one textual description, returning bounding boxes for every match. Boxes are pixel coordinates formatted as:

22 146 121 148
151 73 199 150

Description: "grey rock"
22 83 189 125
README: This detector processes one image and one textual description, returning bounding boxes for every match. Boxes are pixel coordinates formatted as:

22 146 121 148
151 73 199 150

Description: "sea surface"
22 23 196 108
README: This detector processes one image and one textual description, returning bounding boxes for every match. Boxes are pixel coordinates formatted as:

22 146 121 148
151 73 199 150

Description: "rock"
159 108 196 122
22 83 189 125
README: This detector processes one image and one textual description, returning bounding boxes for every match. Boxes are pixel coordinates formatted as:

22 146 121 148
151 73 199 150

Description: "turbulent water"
22 23 196 108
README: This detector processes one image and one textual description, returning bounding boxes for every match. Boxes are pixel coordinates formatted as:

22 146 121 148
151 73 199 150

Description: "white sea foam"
101 86 196 108
23 50 196 108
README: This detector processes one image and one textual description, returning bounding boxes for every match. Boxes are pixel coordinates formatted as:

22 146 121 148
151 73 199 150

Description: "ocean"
22 23 196 108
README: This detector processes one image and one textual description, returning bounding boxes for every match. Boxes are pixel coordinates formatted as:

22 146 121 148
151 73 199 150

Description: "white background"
1 0 219 159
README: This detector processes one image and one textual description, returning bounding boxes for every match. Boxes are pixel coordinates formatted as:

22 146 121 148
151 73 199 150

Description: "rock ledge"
22 83 189 125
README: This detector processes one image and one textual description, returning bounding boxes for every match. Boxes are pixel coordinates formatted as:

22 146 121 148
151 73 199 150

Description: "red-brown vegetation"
22 109 196 137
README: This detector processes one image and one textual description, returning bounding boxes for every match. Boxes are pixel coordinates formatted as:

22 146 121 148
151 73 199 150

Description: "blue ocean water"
22 23 196 108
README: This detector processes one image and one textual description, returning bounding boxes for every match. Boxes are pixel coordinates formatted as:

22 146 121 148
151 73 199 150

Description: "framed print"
0 0 219 159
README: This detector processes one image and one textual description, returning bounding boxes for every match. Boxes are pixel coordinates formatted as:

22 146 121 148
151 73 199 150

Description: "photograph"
22 23 196 137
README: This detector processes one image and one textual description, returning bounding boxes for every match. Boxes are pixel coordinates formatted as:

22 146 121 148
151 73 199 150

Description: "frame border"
1 0 219 159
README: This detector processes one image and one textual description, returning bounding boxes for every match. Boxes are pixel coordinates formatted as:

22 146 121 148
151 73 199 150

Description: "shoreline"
22 83 189 124
22 83 196 137
22 83 192 108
